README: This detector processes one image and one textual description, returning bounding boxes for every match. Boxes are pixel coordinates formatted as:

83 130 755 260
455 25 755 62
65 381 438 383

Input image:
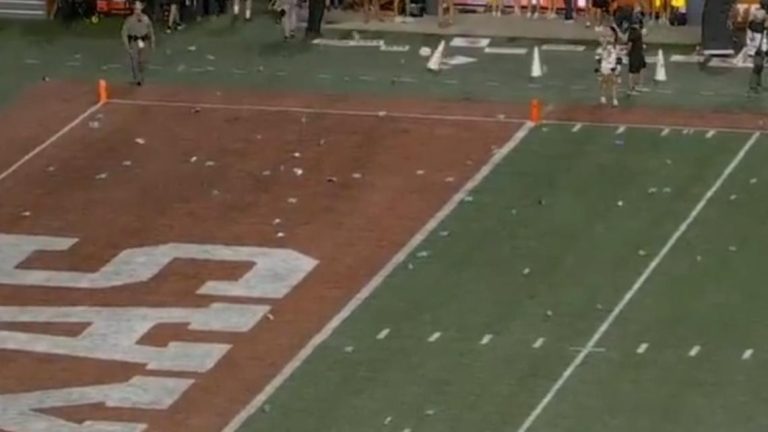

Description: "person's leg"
128 45 146 85
289 1 297 34
599 75 608 103
628 72 637 93
244 0 252 19
564 0 574 20
166 4 177 31
595 7 602 28
137 46 148 85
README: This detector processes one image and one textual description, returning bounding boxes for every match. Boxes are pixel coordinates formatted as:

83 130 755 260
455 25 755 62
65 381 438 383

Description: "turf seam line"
0 102 104 185
110 99 767 133
221 120 536 432
515 131 761 432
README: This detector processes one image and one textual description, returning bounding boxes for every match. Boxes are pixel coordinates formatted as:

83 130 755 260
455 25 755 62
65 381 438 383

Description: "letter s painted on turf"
0 233 318 298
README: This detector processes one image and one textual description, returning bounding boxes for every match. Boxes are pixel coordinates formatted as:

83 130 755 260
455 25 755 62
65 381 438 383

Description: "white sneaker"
612 98 619 107
600 96 607 105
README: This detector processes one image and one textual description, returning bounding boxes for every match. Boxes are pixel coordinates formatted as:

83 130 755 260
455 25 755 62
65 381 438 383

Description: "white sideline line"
0 102 104 185
222 121 536 432
109 99 768 134
515 132 761 432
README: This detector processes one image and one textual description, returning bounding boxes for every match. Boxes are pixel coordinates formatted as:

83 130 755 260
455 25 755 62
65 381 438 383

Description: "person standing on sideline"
595 26 622 106
438 0 455 26
232 0 252 20
587 0 608 29
164 0 183 32
305 0 327 38
122 1 155 86
278 0 297 40
749 6 766 95
363 0 381 22
626 20 647 94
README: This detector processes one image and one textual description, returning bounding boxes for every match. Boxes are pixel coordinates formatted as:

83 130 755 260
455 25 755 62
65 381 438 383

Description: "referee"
121 1 156 86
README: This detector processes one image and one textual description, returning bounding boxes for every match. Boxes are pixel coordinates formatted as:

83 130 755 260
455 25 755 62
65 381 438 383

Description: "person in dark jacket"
305 0 326 39
749 7 766 95
627 21 647 94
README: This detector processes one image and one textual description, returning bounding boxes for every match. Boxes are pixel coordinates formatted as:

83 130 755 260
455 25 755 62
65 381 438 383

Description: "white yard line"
222 121 536 432
110 98 767 134
688 345 701 357
0 102 104 185
515 132 761 432
427 331 442 342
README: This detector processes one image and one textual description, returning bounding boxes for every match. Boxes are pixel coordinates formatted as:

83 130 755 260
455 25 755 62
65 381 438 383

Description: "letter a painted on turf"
0 233 318 298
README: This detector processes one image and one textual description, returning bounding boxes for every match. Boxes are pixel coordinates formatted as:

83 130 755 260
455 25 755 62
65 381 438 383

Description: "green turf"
530 132 768 432
237 125 756 432
0 16 765 111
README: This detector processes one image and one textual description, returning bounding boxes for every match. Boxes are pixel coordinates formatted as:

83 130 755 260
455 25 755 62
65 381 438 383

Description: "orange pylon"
530 98 541 124
98 79 108 103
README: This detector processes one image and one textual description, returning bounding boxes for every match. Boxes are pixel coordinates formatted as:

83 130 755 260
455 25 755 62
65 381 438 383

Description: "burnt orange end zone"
0 84 519 432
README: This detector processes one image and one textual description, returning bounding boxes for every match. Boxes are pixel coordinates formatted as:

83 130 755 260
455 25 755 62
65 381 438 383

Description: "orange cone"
530 98 541 123
98 79 108 103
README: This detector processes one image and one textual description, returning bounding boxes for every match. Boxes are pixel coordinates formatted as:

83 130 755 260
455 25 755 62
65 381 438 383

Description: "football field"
235 123 768 432
2 19 768 432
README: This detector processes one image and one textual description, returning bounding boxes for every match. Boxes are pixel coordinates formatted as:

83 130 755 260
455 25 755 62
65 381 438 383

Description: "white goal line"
108 98 765 134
